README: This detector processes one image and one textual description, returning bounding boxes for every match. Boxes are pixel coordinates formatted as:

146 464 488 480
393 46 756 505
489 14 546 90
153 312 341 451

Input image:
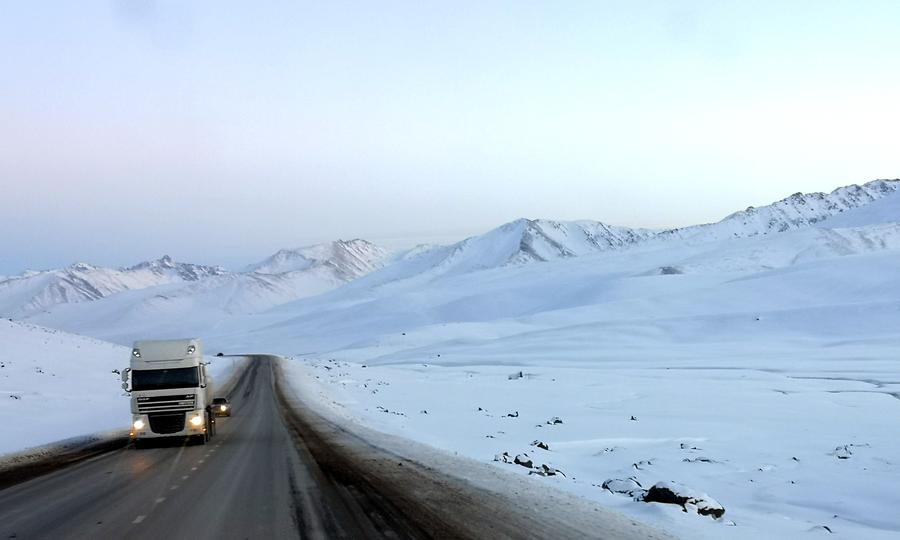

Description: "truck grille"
137 394 196 413
148 412 186 434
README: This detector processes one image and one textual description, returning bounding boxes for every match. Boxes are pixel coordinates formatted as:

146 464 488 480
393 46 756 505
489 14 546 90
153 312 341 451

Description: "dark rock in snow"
630 415 638 421
657 266 683 275
508 371 524 380
682 457 717 463
643 481 725 519
546 416 563 425
506 411 519 418
514 453 533 468
494 451 513 464
602 477 646 499
832 445 853 459
530 464 565 477
531 440 550 450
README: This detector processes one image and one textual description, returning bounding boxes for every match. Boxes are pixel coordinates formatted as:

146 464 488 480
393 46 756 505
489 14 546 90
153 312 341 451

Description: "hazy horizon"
2 2 898 274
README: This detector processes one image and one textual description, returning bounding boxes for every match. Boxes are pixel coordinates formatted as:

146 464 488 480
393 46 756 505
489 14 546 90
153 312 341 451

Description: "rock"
494 451 513 464
602 478 646 499
508 371 524 380
630 415 638 421
531 440 550 451
832 445 852 459
514 453 533 468
643 482 725 519
506 411 519 418
530 464 565 477
546 416 563 425
682 457 717 463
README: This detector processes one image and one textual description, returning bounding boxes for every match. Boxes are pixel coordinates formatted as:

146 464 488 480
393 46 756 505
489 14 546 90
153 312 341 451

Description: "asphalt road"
0 357 673 540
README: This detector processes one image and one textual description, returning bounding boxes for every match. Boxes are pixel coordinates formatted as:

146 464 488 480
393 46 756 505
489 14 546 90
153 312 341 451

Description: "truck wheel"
133 439 145 449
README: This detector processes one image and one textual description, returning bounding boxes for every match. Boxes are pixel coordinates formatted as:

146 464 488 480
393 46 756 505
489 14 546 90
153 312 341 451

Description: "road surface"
0 356 672 540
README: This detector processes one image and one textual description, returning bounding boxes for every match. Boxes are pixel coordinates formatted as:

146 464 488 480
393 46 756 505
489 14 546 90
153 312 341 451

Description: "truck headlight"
189 415 204 426
133 419 145 430
219 405 227 411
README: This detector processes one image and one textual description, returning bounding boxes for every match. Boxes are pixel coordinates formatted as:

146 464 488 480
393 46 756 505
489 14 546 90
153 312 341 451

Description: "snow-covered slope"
2 241 393 324
0 320 130 455
18 241 394 344
0 256 227 317
658 178 899 243
342 179 899 287
247 239 390 278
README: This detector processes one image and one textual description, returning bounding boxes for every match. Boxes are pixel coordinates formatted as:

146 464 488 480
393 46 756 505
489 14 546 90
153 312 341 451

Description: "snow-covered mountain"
348 179 899 285
246 239 391 279
7 178 899 341
6 241 395 342
0 241 393 320
658 178 899 243
0 256 227 317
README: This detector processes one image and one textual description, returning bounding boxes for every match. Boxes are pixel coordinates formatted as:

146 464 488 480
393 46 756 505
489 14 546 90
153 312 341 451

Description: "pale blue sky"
2 1 898 273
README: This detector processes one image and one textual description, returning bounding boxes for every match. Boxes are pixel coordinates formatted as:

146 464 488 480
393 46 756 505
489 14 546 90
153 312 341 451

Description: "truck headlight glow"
220 405 227 411
131 349 141 358
133 419 145 430
189 415 204 426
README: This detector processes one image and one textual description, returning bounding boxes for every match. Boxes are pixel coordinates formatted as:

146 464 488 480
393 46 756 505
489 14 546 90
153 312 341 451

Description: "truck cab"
122 338 215 446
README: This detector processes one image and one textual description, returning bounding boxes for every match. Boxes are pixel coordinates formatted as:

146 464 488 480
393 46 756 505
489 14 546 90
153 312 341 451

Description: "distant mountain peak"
247 239 390 278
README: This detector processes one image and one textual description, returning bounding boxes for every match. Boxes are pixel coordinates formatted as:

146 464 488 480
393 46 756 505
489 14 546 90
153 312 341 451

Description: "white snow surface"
3 178 900 539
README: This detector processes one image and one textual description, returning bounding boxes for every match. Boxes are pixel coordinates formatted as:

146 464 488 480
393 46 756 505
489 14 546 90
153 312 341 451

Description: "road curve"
0 356 673 540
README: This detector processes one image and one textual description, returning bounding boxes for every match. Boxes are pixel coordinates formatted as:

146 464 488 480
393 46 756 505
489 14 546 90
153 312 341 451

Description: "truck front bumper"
130 410 206 439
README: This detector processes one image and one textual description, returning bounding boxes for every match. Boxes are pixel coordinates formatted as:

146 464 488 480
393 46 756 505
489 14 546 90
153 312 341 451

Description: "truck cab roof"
131 338 203 367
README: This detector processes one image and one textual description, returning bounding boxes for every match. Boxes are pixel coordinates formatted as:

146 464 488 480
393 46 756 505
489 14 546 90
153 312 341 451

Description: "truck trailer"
121 338 215 446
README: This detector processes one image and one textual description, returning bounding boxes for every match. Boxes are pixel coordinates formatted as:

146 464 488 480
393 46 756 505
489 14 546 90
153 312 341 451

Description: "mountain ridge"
3 178 897 318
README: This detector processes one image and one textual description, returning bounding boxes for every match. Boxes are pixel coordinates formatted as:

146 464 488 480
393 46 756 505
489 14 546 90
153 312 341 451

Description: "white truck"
121 338 216 446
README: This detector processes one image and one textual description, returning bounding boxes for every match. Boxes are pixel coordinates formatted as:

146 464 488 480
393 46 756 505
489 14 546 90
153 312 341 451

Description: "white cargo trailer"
121 338 215 446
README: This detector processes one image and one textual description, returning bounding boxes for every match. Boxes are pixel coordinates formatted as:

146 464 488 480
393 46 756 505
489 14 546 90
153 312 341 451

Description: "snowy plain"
1 179 898 539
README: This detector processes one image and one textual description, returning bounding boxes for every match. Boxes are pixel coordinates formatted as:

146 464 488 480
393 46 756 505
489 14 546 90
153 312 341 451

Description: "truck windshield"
132 367 200 390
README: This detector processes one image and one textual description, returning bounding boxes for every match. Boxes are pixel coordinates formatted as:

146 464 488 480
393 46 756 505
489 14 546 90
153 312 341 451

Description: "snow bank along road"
0 356 671 540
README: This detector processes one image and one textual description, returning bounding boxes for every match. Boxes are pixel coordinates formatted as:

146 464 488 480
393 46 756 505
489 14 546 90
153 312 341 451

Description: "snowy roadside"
282 355 900 540
0 319 242 460
277 357 677 540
